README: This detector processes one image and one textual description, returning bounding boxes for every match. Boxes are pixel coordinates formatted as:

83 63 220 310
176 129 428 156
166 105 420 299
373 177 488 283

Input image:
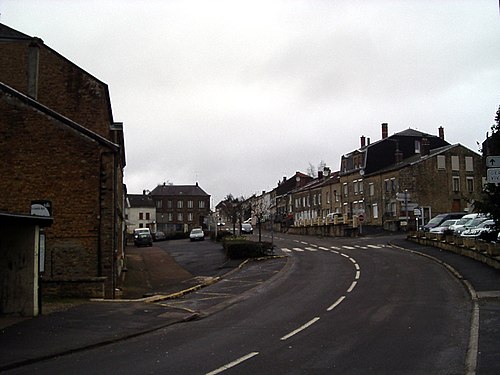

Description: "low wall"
407 232 500 270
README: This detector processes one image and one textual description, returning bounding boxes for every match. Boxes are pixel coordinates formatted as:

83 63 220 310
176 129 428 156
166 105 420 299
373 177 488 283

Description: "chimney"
367 137 371 145
382 123 388 139
143 189 146 195
360 135 366 148
421 137 430 156
283 176 287 183
318 171 323 179
438 126 445 140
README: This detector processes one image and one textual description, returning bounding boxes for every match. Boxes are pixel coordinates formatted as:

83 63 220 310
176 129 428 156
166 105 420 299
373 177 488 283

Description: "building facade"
126 193 157 233
150 183 211 234
0 23 126 298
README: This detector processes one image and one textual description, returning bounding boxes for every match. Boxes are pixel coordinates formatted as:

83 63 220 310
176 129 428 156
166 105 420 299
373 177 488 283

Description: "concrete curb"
388 240 478 375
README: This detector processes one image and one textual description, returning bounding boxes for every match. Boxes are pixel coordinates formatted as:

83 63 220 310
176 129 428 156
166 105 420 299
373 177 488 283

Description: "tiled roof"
150 183 209 197
0 23 32 40
127 194 155 208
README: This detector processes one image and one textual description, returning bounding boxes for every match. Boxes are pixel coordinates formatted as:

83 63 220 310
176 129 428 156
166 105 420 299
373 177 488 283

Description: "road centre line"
301 241 309 245
355 270 361 280
319 246 329 251
280 317 321 341
342 246 356 250
348 257 356 264
355 263 360 270
305 247 318 251
327 296 346 311
347 281 357 293
341 253 349 258
293 247 304 252
206 352 259 375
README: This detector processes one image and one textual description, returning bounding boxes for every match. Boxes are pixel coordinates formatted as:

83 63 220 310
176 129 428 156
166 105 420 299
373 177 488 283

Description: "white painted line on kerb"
206 352 259 375
349 257 356 264
280 317 320 341
301 241 309 245
319 246 329 251
347 281 357 293
341 253 349 258
327 296 346 311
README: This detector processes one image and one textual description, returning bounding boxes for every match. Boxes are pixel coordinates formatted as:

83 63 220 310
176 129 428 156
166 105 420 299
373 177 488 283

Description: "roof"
0 23 32 40
150 183 210 197
127 194 155 208
0 82 119 151
0 211 53 227
364 143 461 177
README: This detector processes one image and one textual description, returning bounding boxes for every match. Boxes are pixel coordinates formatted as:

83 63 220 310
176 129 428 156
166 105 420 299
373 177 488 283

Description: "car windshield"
465 218 487 228
455 217 473 226
191 229 203 234
440 220 456 227
427 216 446 226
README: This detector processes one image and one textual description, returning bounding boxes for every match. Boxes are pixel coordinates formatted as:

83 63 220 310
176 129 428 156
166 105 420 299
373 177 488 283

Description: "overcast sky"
2 1 500 207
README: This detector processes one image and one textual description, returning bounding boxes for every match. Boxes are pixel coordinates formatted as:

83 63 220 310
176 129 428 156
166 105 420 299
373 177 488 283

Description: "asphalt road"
10 233 475 374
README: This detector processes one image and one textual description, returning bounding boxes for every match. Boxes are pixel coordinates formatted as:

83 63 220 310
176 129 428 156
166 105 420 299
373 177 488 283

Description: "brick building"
150 183 211 234
339 124 483 230
0 23 126 298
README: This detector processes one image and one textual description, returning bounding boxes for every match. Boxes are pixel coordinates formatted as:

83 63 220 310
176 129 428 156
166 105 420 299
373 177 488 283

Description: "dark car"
134 232 153 247
422 212 465 232
152 231 166 241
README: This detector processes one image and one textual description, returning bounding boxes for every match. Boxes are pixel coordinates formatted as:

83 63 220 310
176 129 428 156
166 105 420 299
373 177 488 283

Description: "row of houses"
0 23 126 315
237 123 483 232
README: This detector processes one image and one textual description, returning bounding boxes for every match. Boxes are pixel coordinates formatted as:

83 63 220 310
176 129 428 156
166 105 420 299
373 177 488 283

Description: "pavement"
1 234 499 372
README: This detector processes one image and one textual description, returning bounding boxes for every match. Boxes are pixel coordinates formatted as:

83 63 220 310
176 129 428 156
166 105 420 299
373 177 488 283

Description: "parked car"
454 216 490 235
241 223 253 234
421 213 465 232
460 220 496 238
134 232 153 247
189 228 205 241
429 219 460 234
152 231 166 241
448 213 482 234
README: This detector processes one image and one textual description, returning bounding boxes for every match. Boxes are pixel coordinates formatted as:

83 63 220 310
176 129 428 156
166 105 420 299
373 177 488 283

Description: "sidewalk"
0 243 288 371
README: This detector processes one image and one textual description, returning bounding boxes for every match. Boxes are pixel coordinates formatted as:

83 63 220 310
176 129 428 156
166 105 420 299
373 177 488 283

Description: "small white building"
125 193 157 234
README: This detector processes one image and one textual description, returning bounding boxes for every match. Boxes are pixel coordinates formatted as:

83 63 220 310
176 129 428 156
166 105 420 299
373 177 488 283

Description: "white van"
133 228 151 238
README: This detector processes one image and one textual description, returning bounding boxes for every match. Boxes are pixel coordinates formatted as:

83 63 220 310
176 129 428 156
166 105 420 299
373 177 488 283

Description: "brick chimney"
318 170 323 179
438 126 445 140
360 135 366 148
382 123 388 139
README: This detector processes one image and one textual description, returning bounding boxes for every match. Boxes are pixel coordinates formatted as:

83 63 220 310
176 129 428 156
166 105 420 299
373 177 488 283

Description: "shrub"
223 239 274 259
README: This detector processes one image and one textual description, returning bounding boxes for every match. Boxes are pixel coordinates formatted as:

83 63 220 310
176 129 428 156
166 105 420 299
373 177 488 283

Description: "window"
146 212 150 220
177 200 183 209
437 155 446 170
326 191 330 204
384 179 390 192
188 213 193 222
318 193 322 205
188 200 193 208
415 140 421 153
465 156 473 172
359 180 363 194
139 212 143 220
451 155 459 171
466 177 474 193
167 200 172 208
156 200 162 209
369 183 375 197
391 178 396 192
177 213 183 221
168 213 173 222
343 183 348 197
372 204 379 219
139 223 143 228
353 180 359 194
453 176 460 192
199 200 205 209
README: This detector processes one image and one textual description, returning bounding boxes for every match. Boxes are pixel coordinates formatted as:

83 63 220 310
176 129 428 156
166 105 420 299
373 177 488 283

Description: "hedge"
223 238 274 259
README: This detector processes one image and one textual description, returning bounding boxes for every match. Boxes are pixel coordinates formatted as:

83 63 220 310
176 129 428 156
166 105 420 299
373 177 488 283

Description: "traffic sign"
396 192 410 201
486 156 500 168
487 168 500 183
358 214 364 222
